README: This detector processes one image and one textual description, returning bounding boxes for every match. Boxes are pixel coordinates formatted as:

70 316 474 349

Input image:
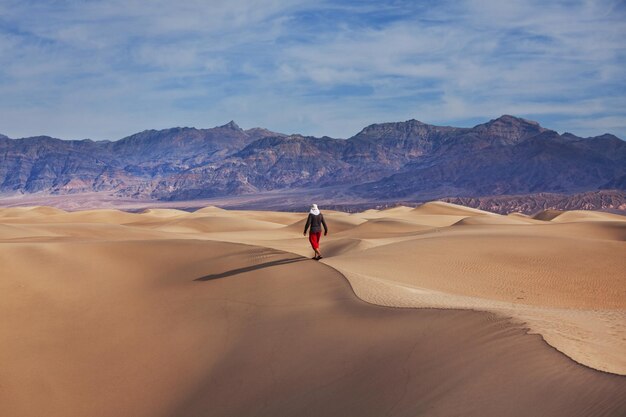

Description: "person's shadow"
194 257 306 281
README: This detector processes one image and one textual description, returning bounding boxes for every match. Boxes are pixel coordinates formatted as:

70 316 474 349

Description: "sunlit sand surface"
1 203 625 416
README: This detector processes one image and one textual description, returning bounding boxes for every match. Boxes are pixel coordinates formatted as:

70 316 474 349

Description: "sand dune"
380 205 416 214
322 210 626 373
355 204 488 227
412 201 491 216
190 205 228 215
228 210 304 225
401 213 472 227
64 208 147 224
453 213 534 226
0 205 67 218
317 237 377 257
140 208 189 217
325 229 625 309
542 221 626 241
507 212 546 223
532 209 564 221
0 223 62 240
1 208 142 225
334 217 435 238
153 216 283 234
550 209 626 223
1 202 625 416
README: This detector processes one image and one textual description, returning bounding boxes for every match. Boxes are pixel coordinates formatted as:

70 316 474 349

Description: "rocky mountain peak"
220 120 242 131
472 114 548 142
359 119 427 133
592 133 621 141
495 114 541 126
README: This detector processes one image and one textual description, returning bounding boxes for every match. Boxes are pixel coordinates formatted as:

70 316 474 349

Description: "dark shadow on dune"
194 257 306 281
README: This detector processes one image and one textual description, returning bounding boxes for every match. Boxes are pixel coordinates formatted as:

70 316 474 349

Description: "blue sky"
0 0 625 140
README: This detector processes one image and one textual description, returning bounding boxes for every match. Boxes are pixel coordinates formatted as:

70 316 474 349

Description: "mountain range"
1 115 625 212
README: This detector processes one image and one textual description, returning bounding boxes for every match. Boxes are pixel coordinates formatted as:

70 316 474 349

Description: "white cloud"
0 0 624 140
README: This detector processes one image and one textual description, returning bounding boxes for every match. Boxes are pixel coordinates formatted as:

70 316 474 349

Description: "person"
303 203 328 260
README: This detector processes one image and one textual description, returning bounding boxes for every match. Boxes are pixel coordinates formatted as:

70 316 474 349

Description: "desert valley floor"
1 202 625 416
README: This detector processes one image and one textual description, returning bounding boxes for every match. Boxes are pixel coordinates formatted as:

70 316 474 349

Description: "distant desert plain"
1 202 625 416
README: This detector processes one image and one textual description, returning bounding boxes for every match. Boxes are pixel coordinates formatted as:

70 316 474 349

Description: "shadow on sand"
194 257 307 281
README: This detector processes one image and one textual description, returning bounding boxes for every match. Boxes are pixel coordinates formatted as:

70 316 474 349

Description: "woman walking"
303 204 328 260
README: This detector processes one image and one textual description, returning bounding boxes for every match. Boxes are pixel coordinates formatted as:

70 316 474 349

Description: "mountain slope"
353 127 625 200
0 116 624 207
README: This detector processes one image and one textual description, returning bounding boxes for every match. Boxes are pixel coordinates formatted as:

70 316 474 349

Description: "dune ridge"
160 202 626 374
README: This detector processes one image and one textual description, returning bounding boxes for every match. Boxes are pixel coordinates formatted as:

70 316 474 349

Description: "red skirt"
309 231 322 250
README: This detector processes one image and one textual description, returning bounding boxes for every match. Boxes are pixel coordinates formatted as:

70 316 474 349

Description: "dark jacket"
304 213 328 234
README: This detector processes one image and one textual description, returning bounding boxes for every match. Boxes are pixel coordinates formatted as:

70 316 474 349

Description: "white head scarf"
310 204 320 215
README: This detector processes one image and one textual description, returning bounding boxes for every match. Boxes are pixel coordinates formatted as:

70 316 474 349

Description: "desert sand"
1 202 625 416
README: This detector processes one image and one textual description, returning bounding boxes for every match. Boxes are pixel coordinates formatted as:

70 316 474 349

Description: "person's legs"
309 232 322 259
308 232 317 256
315 232 322 259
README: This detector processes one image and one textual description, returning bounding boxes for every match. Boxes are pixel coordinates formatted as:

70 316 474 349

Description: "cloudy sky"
0 0 625 140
